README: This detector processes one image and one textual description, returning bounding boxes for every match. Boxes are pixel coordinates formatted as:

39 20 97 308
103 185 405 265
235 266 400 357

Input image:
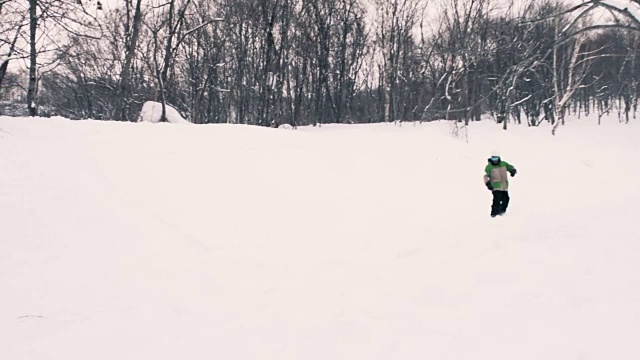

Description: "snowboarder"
484 154 517 217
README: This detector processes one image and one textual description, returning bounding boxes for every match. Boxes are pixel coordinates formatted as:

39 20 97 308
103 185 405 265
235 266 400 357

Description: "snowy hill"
1 115 639 360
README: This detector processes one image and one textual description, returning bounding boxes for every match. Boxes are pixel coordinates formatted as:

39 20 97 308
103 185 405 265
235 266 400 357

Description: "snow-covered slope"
1 115 639 360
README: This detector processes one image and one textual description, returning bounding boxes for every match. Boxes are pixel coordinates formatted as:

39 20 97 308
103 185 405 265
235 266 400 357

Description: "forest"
1 0 640 131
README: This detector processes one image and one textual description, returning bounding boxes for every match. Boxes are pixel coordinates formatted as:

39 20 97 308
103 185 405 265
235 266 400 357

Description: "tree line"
1 0 640 130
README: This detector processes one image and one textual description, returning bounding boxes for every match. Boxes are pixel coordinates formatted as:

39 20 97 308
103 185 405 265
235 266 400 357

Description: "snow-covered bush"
138 101 190 124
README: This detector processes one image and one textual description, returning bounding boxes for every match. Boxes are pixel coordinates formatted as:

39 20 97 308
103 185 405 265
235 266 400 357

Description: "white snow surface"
138 101 190 124
1 115 640 359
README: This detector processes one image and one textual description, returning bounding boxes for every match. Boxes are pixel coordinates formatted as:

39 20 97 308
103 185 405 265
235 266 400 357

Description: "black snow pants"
491 190 510 217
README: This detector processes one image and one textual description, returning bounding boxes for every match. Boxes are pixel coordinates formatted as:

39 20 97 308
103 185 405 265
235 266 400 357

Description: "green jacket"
484 161 516 191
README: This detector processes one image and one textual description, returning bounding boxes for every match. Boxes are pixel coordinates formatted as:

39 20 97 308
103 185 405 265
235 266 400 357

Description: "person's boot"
490 206 500 218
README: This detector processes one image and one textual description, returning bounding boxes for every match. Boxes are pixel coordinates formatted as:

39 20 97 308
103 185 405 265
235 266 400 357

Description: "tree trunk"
0 23 23 90
0 60 8 90
27 0 38 116
118 0 143 121
158 0 177 123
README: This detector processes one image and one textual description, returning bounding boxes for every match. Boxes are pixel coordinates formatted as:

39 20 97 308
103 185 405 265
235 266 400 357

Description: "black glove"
485 181 493 190
509 168 517 177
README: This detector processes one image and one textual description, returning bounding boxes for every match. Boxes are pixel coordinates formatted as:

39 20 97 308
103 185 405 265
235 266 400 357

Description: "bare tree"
428 0 492 124
371 0 422 123
117 0 144 121
551 32 599 135
9 0 640 129
175 0 228 124
487 0 559 129
552 0 640 41
39 7 138 119
616 32 639 123
0 0 28 90
144 0 219 122
24 0 102 116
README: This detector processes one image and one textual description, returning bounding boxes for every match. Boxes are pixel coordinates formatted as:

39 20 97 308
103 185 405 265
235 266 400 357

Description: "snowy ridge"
0 115 639 360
